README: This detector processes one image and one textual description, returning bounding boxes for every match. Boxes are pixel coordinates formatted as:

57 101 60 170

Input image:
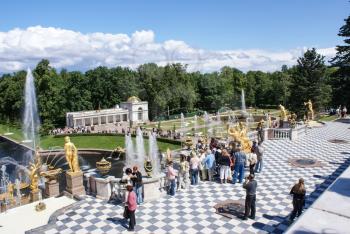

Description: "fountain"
124 132 134 168
216 111 221 125
22 68 40 151
194 115 198 136
135 128 146 174
149 131 160 177
180 113 185 130
241 89 247 117
204 111 210 124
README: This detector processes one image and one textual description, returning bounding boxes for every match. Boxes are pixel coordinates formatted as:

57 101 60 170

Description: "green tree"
330 15 350 107
289 49 331 117
34 59 66 128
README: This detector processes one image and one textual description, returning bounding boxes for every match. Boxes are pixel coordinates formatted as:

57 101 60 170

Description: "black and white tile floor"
30 121 350 233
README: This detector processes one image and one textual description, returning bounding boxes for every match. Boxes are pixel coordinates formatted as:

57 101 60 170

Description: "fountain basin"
86 173 166 202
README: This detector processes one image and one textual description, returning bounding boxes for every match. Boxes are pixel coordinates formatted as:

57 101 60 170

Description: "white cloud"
0 26 337 73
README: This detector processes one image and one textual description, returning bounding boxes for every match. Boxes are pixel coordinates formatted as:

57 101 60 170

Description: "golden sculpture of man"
64 136 80 173
29 162 40 192
304 99 314 120
279 104 287 121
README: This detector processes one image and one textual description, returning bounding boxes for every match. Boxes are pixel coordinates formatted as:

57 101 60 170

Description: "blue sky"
0 0 349 72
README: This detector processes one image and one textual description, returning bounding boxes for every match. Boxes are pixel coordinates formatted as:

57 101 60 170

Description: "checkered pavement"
28 122 350 234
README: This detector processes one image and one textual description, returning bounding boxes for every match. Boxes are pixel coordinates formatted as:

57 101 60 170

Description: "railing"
270 128 291 140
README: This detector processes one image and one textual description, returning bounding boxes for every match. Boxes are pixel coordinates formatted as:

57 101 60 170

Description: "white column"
73 119 77 128
91 117 93 126
98 116 101 125
82 118 85 126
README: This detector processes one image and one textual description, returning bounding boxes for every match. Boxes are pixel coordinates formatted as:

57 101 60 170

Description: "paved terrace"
27 121 350 234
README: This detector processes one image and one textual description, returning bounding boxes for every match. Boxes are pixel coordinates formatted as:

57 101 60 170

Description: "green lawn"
0 123 180 151
318 115 338 122
40 135 180 151
0 123 24 141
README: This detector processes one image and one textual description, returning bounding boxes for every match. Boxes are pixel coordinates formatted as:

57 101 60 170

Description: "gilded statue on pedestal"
304 99 314 120
279 104 287 121
64 136 80 173
228 122 252 153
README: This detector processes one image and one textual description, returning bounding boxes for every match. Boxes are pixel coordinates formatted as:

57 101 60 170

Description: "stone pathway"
27 121 350 234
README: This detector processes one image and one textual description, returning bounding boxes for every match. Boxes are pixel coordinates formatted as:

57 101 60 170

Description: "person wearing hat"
243 174 257 220
289 178 306 222
232 143 247 184
126 184 137 231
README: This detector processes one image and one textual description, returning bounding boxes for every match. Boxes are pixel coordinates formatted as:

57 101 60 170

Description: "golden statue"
228 122 252 153
304 99 314 120
279 104 287 121
64 136 80 173
29 161 40 192
7 182 14 201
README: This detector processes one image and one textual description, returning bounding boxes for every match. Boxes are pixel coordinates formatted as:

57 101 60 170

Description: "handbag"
123 206 129 219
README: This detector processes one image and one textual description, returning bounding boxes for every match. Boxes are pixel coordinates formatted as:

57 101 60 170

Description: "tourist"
190 151 200 185
232 144 246 184
199 149 207 181
203 149 215 181
219 149 231 184
214 145 223 177
126 184 137 231
289 178 306 222
121 168 133 185
196 138 204 150
131 166 143 205
255 141 264 173
242 174 257 220
246 147 257 175
178 154 190 190
167 161 177 196
342 106 347 118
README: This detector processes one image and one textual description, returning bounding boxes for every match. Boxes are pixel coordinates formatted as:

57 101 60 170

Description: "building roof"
127 96 141 103
66 108 128 118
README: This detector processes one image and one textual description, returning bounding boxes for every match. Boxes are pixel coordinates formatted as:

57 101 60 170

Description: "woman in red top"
126 184 137 231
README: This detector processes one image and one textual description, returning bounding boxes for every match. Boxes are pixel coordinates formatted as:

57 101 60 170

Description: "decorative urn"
184 137 193 149
96 157 111 176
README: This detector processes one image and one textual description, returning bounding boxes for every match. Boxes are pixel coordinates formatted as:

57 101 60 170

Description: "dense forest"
1 15 349 134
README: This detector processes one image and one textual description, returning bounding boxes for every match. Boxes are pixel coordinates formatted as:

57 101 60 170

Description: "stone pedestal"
280 120 290 128
66 171 86 196
143 174 166 202
45 180 59 197
95 177 111 200
30 190 40 202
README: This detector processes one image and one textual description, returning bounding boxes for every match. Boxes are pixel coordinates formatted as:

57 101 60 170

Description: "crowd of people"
118 136 307 231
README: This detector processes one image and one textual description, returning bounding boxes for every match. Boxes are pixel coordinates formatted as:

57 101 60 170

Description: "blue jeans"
233 163 245 183
191 169 199 185
255 159 263 173
134 184 143 204
169 179 176 196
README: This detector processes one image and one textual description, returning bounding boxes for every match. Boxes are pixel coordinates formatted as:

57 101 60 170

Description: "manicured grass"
318 115 338 122
0 123 24 142
0 123 180 151
40 135 180 152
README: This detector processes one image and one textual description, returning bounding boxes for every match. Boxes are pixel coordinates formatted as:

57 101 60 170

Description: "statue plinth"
30 190 40 202
45 180 60 197
66 171 85 196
